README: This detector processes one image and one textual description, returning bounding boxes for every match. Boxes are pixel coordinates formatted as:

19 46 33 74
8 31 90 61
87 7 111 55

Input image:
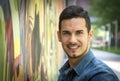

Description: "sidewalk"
92 49 120 80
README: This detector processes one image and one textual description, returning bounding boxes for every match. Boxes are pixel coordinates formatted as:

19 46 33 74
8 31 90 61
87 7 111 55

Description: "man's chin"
68 54 81 59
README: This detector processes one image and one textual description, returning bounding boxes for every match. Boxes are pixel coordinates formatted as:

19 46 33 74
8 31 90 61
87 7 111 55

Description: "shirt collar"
59 60 70 74
59 49 94 76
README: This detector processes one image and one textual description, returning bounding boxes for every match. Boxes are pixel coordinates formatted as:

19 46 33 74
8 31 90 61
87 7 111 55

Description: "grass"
92 47 120 55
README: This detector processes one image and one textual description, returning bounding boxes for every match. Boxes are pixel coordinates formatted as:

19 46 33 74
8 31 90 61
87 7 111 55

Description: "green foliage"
89 0 120 29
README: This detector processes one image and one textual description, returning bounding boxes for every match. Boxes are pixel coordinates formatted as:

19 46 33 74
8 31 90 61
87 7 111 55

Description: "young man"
57 5 119 81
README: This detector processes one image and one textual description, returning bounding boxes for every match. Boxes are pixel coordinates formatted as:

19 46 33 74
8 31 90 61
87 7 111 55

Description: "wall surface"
0 0 64 81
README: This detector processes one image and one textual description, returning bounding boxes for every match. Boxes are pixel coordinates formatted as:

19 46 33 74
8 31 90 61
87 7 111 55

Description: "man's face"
58 18 93 59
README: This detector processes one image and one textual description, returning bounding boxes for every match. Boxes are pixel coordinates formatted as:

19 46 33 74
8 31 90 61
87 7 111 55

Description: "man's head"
57 5 93 62
59 5 91 33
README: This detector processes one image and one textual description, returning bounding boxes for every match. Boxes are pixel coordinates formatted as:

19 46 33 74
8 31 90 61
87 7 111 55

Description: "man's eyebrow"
62 30 70 33
62 30 69 32
76 30 84 32
62 30 84 32
61 29 68 31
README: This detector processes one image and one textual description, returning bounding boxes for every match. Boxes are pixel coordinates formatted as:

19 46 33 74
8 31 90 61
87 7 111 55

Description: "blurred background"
0 0 120 81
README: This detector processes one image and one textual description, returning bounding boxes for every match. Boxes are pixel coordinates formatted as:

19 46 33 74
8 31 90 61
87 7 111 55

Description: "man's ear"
57 31 61 42
89 29 94 40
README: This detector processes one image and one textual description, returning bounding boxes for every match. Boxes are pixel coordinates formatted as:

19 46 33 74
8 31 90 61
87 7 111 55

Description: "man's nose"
69 35 77 44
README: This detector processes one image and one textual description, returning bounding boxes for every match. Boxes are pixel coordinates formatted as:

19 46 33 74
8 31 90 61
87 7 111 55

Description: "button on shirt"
58 49 119 81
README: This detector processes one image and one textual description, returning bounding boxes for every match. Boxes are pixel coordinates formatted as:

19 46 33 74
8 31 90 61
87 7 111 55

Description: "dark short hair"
59 5 91 33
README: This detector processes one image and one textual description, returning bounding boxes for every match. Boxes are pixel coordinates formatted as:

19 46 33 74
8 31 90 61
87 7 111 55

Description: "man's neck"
68 49 89 68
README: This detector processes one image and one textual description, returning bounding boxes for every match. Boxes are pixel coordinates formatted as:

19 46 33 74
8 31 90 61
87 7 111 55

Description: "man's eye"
76 30 83 35
62 31 70 36
76 31 81 34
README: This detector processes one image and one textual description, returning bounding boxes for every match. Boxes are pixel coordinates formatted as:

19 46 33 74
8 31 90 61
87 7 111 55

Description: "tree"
89 0 120 32
89 0 120 47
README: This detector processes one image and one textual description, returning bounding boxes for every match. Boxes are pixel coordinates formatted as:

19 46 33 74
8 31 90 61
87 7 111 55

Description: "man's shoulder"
88 56 113 73
75 58 119 81
82 57 119 81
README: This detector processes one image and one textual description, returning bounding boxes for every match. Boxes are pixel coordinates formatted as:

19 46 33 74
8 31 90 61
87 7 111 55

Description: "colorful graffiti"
0 0 64 81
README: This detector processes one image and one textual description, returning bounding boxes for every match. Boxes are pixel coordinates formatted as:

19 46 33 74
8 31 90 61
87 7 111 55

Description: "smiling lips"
67 44 80 52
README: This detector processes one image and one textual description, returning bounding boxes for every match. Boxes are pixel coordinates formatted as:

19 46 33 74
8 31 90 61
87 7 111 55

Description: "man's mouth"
67 45 80 51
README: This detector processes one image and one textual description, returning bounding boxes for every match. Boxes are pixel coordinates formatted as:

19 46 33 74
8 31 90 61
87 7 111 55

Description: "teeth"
69 45 78 49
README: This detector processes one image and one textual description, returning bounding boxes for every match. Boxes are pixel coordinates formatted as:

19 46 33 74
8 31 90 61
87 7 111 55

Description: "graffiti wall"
0 0 64 81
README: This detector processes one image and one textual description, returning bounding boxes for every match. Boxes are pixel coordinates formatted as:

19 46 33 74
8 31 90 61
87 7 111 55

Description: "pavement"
92 49 120 80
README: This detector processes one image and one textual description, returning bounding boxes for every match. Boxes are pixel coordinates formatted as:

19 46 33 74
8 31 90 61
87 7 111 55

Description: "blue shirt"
58 49 119 81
